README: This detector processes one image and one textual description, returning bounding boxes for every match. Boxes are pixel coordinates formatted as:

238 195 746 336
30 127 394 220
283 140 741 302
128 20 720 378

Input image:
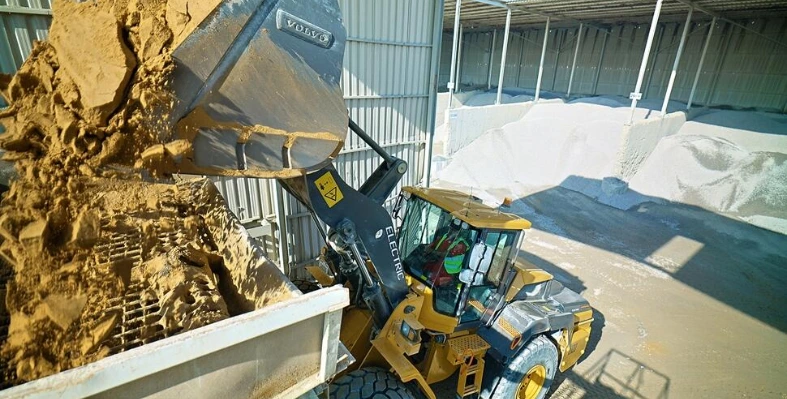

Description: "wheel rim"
517 364 547 399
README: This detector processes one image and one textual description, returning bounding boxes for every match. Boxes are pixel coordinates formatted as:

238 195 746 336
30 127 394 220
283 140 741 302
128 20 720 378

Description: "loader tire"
292 279 321 294
329 367 417 399
491 335 558 399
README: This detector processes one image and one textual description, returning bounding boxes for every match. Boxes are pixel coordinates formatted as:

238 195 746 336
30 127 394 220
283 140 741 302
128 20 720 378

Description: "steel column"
424 0 445 188
487 29 497 89
456 23 464 92
628 0 663 124
567 23 584 98
515 34 525 87
661 8 693 115
495 8 512 105
687 17 716 110
446 0 462 112
534 17 550 102
273 181 290 275
593 30 609 95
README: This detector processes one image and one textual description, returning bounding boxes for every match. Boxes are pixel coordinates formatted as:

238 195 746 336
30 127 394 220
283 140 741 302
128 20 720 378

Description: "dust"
0 0 292 386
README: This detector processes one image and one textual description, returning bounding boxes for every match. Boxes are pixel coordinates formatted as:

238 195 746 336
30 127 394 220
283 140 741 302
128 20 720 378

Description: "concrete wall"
442 17 787 112
435 90 481 127
444 101 533 156
613 112 687 180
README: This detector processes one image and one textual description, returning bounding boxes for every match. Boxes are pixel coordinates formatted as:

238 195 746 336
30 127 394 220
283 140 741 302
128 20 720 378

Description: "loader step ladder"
447 335 491 397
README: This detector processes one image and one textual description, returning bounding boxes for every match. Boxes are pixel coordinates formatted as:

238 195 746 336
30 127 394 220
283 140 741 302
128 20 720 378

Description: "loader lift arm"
279 119 410 327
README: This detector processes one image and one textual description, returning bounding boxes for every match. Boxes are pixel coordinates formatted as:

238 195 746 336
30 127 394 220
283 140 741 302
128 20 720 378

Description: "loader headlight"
400 320 418 342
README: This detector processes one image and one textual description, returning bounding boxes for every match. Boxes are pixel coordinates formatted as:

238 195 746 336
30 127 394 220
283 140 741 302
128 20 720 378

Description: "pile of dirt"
0 0 290 386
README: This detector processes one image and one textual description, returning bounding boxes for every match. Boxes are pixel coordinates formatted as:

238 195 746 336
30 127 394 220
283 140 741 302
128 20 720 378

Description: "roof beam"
674 0 787 49
471 0 508 9
503 1 611 34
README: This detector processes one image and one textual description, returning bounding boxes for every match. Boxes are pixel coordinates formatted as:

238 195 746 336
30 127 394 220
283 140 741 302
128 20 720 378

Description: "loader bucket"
164 0 348 178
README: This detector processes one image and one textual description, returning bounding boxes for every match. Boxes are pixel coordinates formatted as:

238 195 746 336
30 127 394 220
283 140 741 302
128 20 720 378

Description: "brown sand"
0 0 292 386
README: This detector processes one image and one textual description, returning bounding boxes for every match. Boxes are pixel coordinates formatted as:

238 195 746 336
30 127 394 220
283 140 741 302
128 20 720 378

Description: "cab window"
460 231 518 323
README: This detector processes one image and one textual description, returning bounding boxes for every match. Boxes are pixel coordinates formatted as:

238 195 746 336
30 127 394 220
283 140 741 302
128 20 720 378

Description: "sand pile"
436 101 632 190
0 0 292 386
630 135 787 229
436 100 787 234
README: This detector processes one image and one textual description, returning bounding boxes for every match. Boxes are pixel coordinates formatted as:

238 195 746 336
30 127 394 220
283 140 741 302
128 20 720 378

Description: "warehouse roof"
445 0 787 29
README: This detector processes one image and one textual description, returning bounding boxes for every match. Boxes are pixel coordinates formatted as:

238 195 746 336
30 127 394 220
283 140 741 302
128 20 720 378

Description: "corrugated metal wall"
444 17 787 111
0 2 51 74
0 1 52 108
0 1 444 273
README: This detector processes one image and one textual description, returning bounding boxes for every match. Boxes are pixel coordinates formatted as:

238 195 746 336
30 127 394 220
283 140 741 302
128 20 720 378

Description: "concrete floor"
493 185 787 398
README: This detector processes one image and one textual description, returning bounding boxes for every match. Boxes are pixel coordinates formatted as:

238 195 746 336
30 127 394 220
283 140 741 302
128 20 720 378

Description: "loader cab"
394 187 531 328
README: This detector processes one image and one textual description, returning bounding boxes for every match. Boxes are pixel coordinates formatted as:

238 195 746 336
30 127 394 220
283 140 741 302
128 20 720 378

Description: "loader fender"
478 280 590 364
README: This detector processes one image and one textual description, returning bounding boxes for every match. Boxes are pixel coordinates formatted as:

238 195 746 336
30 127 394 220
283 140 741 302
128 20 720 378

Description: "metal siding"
444 16 787 110
0 2 51 74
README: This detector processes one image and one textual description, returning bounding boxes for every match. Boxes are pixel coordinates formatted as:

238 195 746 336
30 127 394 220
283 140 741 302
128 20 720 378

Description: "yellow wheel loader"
150 0 594 397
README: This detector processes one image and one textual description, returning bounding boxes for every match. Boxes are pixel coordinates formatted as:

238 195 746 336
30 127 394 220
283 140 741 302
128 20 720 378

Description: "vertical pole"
628 0 663 125
516 34 525 87
661 8 693 115
567 24 584 98
496 8 512 105
642 24 665 99
550 30 564 91
274 181 290 275
706 22 732 107
593 30 609 95
535 17 550 102
456 23 464 92
425 0 445 187
687 17 716 110
487 29 497 89
447 0 462 112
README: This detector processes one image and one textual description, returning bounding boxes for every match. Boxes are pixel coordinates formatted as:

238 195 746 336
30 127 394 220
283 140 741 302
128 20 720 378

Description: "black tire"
492 335 559 399
292 279 321 294
329 367 417 399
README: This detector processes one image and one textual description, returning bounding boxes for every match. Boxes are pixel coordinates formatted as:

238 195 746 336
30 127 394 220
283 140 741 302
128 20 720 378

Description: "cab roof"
403 186 531 231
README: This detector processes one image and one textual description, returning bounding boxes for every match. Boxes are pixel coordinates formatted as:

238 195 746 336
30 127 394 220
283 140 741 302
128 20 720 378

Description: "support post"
446 0 462 113
424 0 445 187
456 23 464 92
567 23 584 98
628 0 663 124
273 181 290 275
515 34 525 87
687 17 716 110
643 24 665 99
487 29 497 89
535 17 550 102
661 8 693 115
593 30 609 95
496 8 512 105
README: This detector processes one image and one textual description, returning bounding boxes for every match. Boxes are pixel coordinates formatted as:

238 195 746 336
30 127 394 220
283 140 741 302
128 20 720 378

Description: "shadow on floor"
551 349 670 399
510 176 787 333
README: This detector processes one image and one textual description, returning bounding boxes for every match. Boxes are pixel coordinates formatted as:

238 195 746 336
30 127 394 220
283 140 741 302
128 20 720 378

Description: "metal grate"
101 283 181 355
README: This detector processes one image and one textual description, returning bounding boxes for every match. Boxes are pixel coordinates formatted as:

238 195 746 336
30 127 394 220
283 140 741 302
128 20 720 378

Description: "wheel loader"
106 0 596 397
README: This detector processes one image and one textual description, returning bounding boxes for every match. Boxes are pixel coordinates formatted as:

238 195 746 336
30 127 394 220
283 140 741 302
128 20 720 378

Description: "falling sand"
0 0 292 386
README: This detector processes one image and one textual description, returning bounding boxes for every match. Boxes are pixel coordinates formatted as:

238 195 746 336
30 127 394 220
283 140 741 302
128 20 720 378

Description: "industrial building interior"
0 0 785 398
432 0 787 397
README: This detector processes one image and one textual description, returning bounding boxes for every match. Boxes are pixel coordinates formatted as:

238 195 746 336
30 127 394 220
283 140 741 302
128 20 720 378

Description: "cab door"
458 230 521 325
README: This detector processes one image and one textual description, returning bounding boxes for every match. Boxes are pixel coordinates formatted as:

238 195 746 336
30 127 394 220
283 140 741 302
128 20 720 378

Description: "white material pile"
436 96 787 235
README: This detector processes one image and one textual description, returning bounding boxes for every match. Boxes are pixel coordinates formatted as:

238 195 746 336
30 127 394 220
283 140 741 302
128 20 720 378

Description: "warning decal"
315 171 344 208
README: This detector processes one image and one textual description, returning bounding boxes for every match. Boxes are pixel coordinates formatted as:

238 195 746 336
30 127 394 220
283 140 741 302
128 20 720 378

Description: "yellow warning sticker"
315 171 344 208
